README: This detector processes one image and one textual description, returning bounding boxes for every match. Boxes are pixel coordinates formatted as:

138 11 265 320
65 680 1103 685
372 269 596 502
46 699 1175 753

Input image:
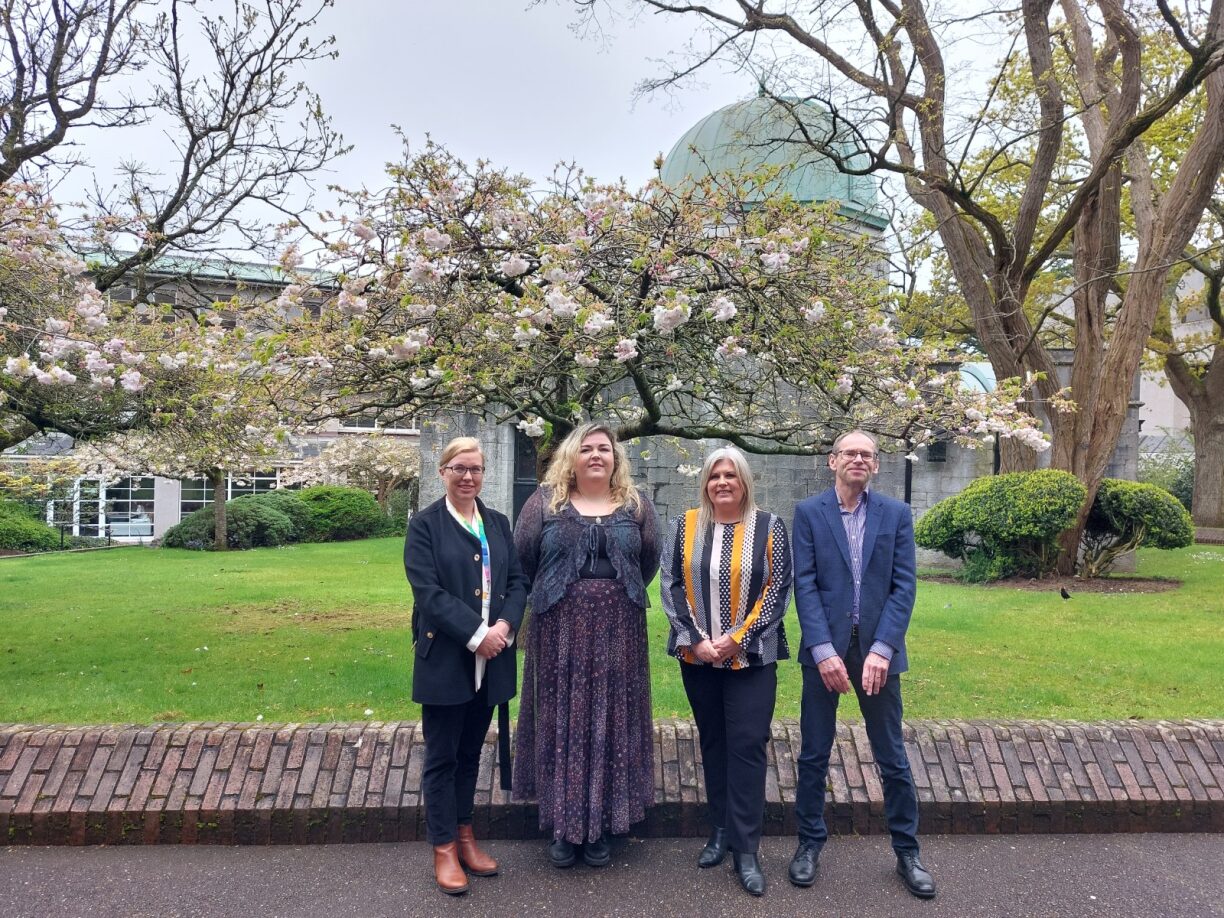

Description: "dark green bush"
163 495 297 550
0 498 43 522
1138 451 1193 512
915 469 1087 582
1081 478 1195 577
296 485 387 541
250 488 318 540
0 513 60 553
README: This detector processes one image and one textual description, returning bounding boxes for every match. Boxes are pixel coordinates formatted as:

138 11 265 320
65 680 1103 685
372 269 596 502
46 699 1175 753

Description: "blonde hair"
543 422 642 515
438 436 483 470
697 446 757 532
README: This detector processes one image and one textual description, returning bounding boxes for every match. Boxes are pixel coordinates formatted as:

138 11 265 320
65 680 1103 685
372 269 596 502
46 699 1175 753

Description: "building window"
48 477 155 539
178 470 281 518
338 411 419 433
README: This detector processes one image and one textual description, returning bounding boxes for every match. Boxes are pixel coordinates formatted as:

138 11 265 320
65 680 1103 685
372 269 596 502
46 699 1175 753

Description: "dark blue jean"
795 643 919 854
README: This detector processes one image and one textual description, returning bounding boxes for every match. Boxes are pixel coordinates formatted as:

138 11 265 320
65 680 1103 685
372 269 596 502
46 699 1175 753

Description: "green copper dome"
659 96 886 229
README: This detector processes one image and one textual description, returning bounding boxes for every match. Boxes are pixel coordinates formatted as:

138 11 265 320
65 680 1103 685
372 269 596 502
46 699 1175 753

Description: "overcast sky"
318 1 750 190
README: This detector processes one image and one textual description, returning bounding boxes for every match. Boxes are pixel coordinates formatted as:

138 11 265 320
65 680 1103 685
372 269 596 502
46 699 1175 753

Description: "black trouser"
681 661 777 855
420 683 494 845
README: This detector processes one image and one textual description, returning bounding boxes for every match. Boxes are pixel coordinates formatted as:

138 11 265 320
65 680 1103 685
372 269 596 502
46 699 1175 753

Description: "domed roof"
659 96 886 229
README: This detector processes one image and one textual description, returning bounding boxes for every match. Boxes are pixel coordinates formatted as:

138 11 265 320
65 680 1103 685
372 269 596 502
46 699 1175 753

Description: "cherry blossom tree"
279 433 420 509
282 142 1049 472
1 0 344 448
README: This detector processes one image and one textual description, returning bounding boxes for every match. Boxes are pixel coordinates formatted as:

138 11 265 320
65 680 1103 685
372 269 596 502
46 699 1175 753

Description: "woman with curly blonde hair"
513 422 660 869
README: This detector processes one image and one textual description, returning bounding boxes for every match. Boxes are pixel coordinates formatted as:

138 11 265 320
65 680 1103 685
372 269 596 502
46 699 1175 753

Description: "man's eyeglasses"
443 465 485 478
834 449 877 461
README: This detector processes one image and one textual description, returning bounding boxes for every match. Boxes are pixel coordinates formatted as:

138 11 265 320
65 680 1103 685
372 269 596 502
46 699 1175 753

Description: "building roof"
659 95 888 230
959 362 996 393
85 251 335 289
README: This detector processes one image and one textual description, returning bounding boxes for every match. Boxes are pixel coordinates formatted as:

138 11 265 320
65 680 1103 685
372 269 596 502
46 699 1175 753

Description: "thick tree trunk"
209 469 228 551
998 437 1040 474
1191 413 1224 528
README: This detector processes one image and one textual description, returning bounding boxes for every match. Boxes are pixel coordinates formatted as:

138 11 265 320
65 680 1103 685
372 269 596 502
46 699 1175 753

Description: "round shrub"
249 489 317 540
296 485 387 541
162 496 297 550
916 469 1086 581
1081 478 1195 577
0 513 60 553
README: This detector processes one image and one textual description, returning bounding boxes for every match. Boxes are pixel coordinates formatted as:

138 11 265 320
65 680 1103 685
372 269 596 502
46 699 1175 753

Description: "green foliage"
1139 451 1194 512
162 495 297 551
0 512 60 552
1081 479 1195 577
916 470 1087 581
0 514 60 552
0 497 43 522
250 489 319 541
382 486 415 537
297 485 390 542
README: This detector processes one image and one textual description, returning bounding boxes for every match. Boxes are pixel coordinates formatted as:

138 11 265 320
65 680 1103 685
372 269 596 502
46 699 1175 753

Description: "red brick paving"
1 719 1221 845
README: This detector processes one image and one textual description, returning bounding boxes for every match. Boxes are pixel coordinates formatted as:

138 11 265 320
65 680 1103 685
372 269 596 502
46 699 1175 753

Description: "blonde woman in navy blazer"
404 436 529 896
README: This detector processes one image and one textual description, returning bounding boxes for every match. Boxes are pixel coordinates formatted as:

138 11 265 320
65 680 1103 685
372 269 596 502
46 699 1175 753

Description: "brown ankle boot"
433 841 469 895
456 824 498 876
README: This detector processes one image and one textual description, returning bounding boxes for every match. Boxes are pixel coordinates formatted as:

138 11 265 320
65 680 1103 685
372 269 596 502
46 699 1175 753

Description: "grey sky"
320 1 748 190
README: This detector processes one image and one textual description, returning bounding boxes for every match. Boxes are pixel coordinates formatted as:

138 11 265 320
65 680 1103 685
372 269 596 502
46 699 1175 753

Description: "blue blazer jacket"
792 487 917 676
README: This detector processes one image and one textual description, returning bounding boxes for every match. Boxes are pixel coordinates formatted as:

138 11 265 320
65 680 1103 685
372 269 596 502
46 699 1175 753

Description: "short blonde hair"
543 422 642 515
438 436 483 470
697 446 757 532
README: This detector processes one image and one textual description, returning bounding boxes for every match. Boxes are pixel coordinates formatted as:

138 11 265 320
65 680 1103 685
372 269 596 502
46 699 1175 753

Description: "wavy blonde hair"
543 422 642 515
696 446 758 533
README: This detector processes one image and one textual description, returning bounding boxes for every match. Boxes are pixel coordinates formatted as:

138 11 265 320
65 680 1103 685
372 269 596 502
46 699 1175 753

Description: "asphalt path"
3 834 1222 918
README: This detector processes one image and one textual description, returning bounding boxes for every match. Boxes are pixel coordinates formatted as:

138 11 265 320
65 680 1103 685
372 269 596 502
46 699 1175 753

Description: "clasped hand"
693 635 741 665
817 651 890 695
475 620 511 659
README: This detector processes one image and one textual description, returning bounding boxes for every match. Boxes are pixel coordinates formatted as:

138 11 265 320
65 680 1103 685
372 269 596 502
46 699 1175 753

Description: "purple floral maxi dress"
512 486 660 844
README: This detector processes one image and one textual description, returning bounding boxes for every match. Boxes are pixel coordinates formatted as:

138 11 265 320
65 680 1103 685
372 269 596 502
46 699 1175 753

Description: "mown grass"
2 538 1222 724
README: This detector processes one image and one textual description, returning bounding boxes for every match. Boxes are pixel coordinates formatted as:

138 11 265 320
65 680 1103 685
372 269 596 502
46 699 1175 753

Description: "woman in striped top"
660 446 793 898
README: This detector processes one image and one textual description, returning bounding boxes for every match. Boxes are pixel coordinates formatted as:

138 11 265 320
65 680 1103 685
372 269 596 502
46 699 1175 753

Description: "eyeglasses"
834 449 877 461
443 465 485 478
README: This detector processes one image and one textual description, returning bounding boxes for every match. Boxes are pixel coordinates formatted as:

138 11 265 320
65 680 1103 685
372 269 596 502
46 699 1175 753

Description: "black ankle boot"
697 827 729 868
733 851 766 897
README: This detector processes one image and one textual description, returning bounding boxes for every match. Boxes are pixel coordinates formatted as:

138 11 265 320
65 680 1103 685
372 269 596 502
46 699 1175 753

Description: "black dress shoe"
788 842 820 887
697 827 729 868
582 833 611 867
896 851 936 899
732 851 766 897
548 838 576 868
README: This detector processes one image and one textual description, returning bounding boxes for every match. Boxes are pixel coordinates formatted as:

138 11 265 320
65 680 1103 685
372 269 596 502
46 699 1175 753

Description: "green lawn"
2 538 1222 724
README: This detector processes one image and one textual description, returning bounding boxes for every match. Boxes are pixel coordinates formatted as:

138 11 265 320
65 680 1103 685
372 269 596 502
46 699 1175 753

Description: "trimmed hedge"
1081 478 1195 577
162 494 297 551
916 469 1087 581
296 485 390 541
160 485 390 550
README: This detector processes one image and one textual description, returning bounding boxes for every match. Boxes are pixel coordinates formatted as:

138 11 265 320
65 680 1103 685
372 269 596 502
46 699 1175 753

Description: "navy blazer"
404 496 529 706
792 487 917 676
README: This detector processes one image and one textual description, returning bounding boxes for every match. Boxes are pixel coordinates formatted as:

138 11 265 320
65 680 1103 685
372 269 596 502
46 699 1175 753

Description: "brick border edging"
2 719 1221 846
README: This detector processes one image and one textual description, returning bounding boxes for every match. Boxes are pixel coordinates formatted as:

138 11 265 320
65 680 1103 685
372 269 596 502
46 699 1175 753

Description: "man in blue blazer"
788 430 936 899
